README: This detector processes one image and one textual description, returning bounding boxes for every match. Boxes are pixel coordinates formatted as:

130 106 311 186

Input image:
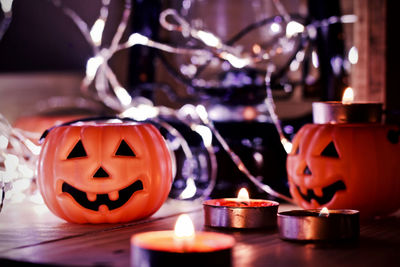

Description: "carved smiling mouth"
296 180 346 205
61 180 143 211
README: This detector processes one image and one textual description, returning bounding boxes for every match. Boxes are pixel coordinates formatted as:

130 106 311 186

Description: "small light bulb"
270 22 281 33
0 0 13 13
179 178 197 199
127 33 149 47
90 18 105 46
114 86 132 106
286 21 304 38
0 134 8 150
348 46 358 65
86 56 104 80
197 30 221 48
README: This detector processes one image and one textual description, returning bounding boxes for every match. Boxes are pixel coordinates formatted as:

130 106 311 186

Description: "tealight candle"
312 87 383 124
203 188 279 229
131 214 235 267
278 208 360 242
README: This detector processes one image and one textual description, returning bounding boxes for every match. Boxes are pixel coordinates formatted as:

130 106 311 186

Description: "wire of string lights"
0 0 357 209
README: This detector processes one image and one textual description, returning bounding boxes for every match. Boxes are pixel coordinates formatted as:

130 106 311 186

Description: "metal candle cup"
203 198 279 229
277 209 360 242
131 231 234 267
312 101 383 124
131 214 235 267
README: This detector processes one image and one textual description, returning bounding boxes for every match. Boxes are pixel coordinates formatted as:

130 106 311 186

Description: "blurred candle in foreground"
131 214 235 267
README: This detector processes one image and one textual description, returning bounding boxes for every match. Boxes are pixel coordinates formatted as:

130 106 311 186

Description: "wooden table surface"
0 199 399 267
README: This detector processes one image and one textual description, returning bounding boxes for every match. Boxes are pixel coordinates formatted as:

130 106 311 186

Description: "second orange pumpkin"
287 123 400 219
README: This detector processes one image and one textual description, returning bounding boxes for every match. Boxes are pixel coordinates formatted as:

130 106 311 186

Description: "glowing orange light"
243 106 257 120
342 87 354 104
252 44 261 54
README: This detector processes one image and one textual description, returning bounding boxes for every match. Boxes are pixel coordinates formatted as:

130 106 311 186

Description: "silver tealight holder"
312 101 383 124
278 208 360 241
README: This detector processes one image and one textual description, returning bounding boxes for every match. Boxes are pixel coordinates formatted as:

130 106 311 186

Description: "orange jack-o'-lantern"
37 122 172 223
287 123 400 219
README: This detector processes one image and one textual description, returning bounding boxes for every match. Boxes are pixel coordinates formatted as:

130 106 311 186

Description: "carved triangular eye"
67 140 87 159
115 139 136 157
321 141 339 158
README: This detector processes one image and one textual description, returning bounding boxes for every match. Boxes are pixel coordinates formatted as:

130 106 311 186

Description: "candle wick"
180 240 190 253
240 201 249 206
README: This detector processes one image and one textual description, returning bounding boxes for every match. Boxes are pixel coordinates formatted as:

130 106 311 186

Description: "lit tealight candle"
318 207 330 217
278 208 360 242
312 87 383 124
203 188 279 229
131 214 235 267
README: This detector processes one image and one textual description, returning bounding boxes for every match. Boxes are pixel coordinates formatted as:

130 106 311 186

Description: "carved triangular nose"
93 167 109 178
303 166 312 175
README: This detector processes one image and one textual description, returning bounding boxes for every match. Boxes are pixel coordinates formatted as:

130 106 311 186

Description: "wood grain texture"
1 201 400 267
352 0 386 102
0 199 201 252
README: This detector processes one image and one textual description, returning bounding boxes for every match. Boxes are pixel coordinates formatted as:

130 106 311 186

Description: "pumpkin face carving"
287 123 400 219
38 122 172 224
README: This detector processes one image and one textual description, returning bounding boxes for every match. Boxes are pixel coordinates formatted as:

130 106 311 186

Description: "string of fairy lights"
0 0 12 40
0 0 357 211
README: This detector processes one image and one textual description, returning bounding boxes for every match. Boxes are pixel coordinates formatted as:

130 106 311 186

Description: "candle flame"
342 87 354 104
237 188 250 201
174 214 195 239
319 207 330 217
